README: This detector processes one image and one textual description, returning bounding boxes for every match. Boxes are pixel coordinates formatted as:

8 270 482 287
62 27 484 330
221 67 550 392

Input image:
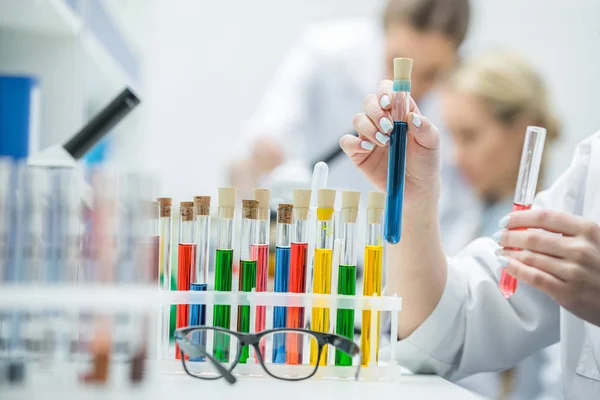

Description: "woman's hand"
495 210 600 327
339 80 441 203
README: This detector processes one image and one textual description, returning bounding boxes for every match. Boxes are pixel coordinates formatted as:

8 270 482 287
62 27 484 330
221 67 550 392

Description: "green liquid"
335 264 356 366
237 260 257 363
213 249 234 362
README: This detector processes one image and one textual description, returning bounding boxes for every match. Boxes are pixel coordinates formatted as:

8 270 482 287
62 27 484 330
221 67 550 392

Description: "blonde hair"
448 50 560 144
383 0 470 47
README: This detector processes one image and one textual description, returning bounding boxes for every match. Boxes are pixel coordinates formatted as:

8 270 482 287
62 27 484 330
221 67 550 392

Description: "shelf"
0 0 82 36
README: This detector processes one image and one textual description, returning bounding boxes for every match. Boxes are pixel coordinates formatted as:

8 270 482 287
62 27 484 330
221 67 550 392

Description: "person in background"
439 50 562 400
228 0 476 254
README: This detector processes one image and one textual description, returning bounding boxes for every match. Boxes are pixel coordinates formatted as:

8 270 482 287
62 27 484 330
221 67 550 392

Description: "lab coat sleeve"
233 30 320 161
388 137 597 381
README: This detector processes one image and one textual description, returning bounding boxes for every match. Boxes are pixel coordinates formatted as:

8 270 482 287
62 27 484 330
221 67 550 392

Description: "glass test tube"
287 189 310 364
310 189 336 366
384 57 413 244
213 187 236 362
0 159 13 382
361 192 385 366
335 191 360 366
272 204 293 364
500 126 547 299
237 200 258 363
252 188 271 335
157 197 173 358
188 196 211 362
175 202 196 360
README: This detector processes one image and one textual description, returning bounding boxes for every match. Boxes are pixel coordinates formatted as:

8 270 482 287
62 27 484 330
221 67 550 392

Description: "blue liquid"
384 121 408 244
272 246 290 363
189 283 207 361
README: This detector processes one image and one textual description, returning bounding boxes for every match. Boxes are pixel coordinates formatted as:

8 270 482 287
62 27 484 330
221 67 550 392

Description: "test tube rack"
158 290 403 381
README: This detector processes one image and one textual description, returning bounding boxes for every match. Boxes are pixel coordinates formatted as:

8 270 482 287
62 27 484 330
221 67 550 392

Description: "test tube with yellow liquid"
310 189 336 365
361 192 385 366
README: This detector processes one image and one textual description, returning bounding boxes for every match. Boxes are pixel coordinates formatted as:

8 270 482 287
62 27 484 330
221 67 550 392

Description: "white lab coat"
388 132 600 399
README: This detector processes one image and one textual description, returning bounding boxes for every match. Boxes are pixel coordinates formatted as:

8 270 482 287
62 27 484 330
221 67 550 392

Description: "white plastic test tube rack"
158 290 402 381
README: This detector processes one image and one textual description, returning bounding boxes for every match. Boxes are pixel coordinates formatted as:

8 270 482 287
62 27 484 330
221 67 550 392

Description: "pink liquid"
499 203 531 299
251 244 269 333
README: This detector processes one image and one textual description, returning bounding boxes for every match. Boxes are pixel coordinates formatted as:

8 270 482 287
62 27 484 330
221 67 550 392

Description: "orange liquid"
175 243 196 359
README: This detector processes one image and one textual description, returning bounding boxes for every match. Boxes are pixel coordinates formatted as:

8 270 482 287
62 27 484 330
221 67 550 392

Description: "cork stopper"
158 197 172 218
393 58 413 80
253 188 271 220
193 196 211 216
278 204 293 224
180 201 194 222
367 191 386 224
342 191 360 223
242 199 258 219
218 187 236 219
293 189 311 221
317 189 336 209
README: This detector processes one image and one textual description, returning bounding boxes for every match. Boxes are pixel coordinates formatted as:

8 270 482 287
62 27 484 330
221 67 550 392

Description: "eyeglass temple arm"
325 334 361 380
176 339 237 384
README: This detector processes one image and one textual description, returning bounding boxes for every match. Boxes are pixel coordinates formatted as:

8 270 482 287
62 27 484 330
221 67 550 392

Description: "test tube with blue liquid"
189 196 211 361
384 58 413 244
272 203 293 363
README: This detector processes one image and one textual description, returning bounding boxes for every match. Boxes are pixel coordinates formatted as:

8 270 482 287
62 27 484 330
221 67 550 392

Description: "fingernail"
380 118 393 133
492 231 503 243
360 141 374 151
380 95 391 109
499 215 510 228
375 132 390 145
412 113 422 128
497 256 510 268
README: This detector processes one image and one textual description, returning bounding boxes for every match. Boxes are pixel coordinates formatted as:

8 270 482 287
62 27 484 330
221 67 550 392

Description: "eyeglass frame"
175 326 361 384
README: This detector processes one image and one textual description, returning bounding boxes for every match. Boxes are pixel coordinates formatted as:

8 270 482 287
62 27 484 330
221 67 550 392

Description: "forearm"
387 188 447 338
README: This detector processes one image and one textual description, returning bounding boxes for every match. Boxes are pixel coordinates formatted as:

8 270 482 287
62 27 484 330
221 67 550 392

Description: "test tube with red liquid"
499 126 546 299
176 202 196 359
252 189 271 335
286 189 311 364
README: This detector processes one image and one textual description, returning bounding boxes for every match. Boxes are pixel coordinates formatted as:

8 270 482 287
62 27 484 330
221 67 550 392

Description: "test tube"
238 200 258 363
384 57 413 244
335 191 360 366
0 158 14 285
187 196 211 362
213 187 236 362
272 203 293 364
500 126 547 299
157 198 172 359
286 189 310 364
252 188 271 335
310 189 336 366
361 192 385 366
175 202 196 359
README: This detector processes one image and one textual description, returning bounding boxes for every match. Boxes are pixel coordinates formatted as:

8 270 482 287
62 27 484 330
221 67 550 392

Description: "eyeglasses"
175 326 361 384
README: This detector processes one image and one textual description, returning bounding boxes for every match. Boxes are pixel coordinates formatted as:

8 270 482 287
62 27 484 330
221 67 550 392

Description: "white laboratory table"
2 373 488 400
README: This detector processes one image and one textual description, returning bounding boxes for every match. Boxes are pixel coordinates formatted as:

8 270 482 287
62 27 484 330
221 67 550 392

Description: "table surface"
2 373 488 400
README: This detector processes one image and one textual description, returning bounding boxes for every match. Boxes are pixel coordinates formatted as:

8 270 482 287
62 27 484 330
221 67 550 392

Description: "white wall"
138 0 600 201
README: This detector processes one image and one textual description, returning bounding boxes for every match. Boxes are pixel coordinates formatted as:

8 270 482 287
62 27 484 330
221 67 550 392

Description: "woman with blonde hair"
440 50 562 400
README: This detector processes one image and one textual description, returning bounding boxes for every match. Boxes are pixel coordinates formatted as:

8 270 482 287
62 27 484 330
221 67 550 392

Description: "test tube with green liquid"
213 187 236 362
335 191 360 366
237 200 258 363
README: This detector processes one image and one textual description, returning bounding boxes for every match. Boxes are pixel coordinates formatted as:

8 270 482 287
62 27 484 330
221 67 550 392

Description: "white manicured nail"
375 132 390 145
492 231 503 243
380 95 391 109
380 118 393 133
499 215 510 228
412 113 422 128
360 141 374 151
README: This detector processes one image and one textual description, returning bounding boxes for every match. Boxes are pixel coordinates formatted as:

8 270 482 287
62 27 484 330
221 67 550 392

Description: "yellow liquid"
361 245 383 366
310 248 332 365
